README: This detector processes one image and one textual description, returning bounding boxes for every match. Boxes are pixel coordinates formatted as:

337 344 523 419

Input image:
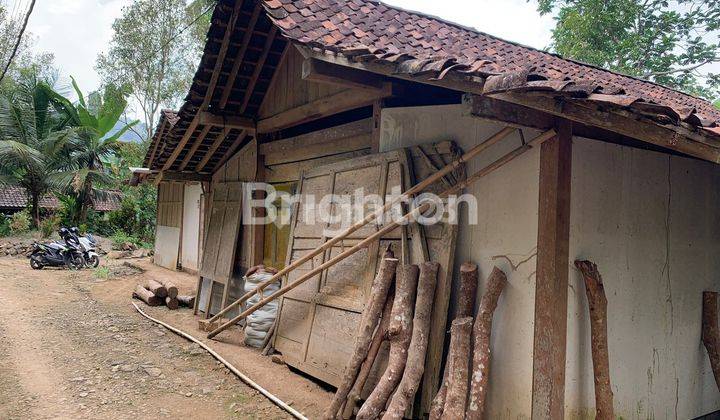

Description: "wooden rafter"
147 118 167 168
213 132 250 171
178 125 212 171
218 3 262 110
257 84 393 133
162 2 243 171
196 127 233 172
484 92 720 164
302 57 385 91
199 111 256 131
239 26 278 113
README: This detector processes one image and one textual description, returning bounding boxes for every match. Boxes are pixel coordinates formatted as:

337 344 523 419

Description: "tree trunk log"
702 291 720 392
357 264 419 420
323 253 398 419
132 284 162 306
165 296 179 310
466 266 507 420
177 295 195 307
342 290 395 419
430 262 479 420
441 316 473 420
144 279 168 298
383 261 439 419
574 260 614 420
157 279 179 299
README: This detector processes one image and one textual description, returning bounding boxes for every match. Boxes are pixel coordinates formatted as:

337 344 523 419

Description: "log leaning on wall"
702 291 720 392
575 260 614 420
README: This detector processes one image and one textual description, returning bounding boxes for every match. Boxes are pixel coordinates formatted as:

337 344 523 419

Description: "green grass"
93 266 110 279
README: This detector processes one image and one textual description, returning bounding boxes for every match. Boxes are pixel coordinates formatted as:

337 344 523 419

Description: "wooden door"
197 181 244 316
181 183 202 272
154 181 183 270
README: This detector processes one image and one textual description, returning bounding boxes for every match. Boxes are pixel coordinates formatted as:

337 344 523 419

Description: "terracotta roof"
0 187 122 212
144 0 720 171
262 0 720 132
91 190 123 212
0 187 60 210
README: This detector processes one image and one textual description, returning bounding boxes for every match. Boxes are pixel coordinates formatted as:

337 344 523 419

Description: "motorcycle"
70 227 100 268
29 228 86 270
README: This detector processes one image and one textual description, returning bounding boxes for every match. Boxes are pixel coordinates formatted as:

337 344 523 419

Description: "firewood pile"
132 278 194 310
322 249 510 420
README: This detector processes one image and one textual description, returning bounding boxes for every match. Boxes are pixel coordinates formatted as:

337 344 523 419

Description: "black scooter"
29 228 85 270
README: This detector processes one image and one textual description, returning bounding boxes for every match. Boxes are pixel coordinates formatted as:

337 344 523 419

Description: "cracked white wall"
381 104 720 419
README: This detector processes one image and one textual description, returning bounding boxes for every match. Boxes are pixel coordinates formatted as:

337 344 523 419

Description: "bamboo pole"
207 129 556 339
201 127 517 325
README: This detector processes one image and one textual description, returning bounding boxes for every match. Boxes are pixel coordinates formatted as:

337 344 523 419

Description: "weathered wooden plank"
302 57 386 91
531 121 572 420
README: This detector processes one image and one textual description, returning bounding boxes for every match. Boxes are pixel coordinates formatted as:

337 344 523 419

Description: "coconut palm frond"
0 140 44 169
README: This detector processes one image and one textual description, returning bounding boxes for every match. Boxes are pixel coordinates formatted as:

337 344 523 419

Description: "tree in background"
50 78 138 223
96 0 211 140
537 0 720 101
0 73 76 227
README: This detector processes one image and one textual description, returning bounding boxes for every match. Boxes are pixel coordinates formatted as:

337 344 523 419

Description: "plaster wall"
381 104 720 418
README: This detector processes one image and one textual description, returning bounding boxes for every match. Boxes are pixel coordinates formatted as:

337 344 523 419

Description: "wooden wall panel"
259 47 348 119
157 182 183 228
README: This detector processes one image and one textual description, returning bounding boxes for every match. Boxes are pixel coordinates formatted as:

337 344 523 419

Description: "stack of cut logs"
132 279 194 310
323 250 510 420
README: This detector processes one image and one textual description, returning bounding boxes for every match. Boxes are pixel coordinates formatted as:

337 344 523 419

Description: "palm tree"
52 78 137 222
0 75 75 226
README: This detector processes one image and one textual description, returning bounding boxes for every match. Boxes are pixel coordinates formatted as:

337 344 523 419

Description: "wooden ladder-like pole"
200 127 517 327
206 128 557 339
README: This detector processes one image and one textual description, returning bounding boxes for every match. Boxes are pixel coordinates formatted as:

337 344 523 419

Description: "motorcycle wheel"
86 255 100 268
66 255 85 270
30 258 43 270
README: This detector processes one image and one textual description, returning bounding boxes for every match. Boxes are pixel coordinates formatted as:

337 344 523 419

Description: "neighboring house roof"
0 187 60 210
263 0 720 131
0 187 122 212
144 0 720 171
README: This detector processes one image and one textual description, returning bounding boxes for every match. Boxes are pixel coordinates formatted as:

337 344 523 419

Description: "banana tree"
51 77 138 222
0 76 76 226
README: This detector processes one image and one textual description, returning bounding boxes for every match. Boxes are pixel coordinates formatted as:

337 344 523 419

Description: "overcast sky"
21 0 555 99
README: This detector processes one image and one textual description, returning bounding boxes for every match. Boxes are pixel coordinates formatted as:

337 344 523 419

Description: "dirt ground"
0 255 332 420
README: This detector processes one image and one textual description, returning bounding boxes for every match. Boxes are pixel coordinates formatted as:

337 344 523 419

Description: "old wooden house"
138 0 720 418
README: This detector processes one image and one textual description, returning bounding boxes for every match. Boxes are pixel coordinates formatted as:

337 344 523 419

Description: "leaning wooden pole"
441 316 473 420
341 291 395 419
207 129 557 339
574 260 614 420
323 253 398 419
383 261 439 419
702 291 720 391
202 127 517 325
356 264 419 420
430 262 478 419
466 267 507 420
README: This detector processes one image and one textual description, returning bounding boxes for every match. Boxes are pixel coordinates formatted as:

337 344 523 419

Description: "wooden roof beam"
257 83 393 133
213 132 250 171
302 57 386 91
156 171 211 183
198 111 256 131
239 26 278 114
178 125 212 171
162 1 243 171
218 3 262 110
196 127 234 172
483 92 720 164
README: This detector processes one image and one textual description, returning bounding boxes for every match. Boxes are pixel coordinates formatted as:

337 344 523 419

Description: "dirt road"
0 257 293 420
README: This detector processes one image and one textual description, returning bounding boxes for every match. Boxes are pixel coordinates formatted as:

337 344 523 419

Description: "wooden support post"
531 120 572 420
371 100 382 153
